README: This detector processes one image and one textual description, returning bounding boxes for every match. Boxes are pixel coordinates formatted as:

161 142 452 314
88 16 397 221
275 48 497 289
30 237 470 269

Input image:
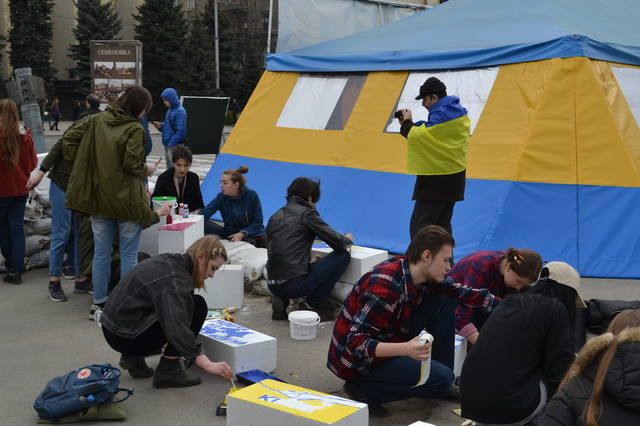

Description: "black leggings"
102 294 207 357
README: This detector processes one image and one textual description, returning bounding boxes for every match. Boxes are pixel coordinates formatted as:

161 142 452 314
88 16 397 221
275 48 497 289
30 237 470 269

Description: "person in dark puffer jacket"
535 309 640 426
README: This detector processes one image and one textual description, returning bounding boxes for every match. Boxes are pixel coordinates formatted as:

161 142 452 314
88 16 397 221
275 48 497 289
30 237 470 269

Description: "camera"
394 110 403 119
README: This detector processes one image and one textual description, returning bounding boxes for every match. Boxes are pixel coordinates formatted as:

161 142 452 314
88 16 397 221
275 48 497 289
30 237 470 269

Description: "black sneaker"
73 278 93 294
343 381 390 417
305 300 339 322
62 265 76 280
119 355 154 378
89 302 105 321
48 281 68 302
3 273 22 285
271 296 289 320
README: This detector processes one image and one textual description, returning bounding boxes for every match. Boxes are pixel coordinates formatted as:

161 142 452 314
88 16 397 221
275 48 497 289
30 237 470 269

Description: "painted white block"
139 222 161 256
157 214 204 254
227 379 368 426
454 334 467 377
312 245 388 284
196 264 245 309
197 319 276 374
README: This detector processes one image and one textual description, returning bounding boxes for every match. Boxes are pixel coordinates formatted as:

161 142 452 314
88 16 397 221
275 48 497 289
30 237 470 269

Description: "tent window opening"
384 67 499 135
612 66 640 128
276 74 367 130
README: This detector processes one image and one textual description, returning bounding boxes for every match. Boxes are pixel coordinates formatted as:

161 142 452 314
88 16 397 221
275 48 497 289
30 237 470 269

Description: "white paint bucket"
288 310 320 340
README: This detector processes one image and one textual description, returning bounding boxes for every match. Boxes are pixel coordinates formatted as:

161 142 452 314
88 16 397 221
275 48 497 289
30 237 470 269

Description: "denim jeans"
268 249 350 306
0 195 28 275
355 293 457 404
91 216 142 304
204 221 267 248
48 181 79 277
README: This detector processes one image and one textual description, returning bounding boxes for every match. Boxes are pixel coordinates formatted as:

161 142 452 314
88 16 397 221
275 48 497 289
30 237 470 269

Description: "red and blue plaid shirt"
448 251 516 338
327 256 499 380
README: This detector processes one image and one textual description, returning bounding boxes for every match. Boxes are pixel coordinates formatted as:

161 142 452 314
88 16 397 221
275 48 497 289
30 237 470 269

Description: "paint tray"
235 369 287 386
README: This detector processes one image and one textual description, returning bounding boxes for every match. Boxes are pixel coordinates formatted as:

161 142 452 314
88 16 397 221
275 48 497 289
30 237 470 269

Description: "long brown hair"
186 235 228 289
0 99 22 167
557 310 640 426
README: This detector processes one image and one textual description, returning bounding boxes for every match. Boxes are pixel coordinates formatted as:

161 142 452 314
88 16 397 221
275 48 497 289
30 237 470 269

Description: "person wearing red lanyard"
151 145 205 214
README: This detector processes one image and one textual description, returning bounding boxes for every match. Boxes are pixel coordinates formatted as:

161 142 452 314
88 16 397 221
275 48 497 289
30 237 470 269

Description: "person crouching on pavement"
266 177 353 321
100 235 233 388
327 225 499 417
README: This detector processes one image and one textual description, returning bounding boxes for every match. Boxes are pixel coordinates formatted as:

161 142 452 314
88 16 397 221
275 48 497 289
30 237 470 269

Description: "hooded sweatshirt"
160 88 187 148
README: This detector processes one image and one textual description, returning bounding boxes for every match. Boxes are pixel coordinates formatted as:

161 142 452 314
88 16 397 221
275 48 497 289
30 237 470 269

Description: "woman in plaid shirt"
327 225 499 416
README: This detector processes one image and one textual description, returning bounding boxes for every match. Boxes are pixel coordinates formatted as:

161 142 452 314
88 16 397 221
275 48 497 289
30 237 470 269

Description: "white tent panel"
386 67 499 134
276 75 349 130
612 66 640 127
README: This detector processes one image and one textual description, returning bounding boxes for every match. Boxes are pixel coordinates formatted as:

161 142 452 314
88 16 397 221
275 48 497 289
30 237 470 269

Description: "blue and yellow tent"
203 0 640 278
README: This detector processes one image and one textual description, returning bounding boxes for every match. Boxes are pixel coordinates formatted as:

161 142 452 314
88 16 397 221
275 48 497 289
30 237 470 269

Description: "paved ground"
1 266 638 425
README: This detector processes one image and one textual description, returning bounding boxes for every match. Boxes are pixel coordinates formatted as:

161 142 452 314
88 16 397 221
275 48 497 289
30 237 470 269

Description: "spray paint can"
417 329 434 384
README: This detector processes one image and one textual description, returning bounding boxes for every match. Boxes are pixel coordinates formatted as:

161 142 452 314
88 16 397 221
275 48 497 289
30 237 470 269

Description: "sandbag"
220 240 267 284
25 235 50 256
31 218 52 235
28 250 50 269
251 278 271 296
35 192 51 209
24 198 44 221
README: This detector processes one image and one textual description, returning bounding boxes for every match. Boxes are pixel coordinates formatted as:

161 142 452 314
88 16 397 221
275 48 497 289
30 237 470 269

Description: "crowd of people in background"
2 78 639 426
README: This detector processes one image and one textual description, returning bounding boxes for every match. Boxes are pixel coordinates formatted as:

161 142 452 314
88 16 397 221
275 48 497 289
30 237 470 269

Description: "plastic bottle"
182 203 189 218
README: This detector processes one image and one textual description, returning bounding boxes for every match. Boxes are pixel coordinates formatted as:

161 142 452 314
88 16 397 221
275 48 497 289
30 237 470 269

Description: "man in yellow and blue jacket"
398 77 470 238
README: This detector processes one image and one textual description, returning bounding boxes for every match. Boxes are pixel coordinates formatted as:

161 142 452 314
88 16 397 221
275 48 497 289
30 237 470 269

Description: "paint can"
288 310 320 340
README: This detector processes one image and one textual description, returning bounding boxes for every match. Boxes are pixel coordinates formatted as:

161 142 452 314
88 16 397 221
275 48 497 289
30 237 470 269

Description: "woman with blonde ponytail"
0 99 37 284
537 309 640 425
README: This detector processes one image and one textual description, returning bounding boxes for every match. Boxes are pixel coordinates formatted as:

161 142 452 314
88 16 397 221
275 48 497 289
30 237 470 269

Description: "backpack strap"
112 387 134 404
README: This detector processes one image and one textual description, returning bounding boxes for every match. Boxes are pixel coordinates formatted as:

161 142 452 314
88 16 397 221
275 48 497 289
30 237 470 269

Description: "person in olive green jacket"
63 86 171 317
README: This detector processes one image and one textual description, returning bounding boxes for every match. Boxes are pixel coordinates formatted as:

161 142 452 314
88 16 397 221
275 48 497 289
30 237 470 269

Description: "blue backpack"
34 364 133 421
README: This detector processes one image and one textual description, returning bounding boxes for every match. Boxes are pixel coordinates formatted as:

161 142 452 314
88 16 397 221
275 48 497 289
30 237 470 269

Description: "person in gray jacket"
267 177 353 321
100 236 233 388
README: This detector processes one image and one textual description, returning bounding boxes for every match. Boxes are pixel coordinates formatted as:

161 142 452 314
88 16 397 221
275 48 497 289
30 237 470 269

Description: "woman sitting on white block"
100 235 233 388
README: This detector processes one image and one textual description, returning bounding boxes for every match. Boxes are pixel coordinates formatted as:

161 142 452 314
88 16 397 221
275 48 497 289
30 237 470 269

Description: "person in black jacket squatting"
152 145 205 214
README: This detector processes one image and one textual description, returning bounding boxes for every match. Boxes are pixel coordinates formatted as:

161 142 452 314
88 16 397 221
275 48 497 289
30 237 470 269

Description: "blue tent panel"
267 0 640 71
201 155 640 277
578 185 640 278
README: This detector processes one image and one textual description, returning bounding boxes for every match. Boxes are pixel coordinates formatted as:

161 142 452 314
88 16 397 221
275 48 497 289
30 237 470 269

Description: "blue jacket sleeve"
200 194 222 221
168 108 187 147
240 191 265 237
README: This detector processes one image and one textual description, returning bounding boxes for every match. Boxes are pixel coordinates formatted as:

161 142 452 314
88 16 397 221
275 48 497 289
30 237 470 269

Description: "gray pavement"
1 267 639 425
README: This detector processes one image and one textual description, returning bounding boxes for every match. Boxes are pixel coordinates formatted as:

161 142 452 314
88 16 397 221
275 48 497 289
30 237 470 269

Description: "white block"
227 379 368 426
139 222 161 256
454 334 467 377
330 281 354 303
157 214 204 254
197 319 276 374
196 264 244 309
312 244 388 284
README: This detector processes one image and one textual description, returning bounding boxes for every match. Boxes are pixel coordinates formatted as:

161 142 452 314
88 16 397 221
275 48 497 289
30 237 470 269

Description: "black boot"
119 355 154 378
271 296 289 320
153 357 201 389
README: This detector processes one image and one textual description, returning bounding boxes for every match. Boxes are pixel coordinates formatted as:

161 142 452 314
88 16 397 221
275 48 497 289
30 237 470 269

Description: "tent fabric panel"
612 65 640 127
276 75 349 130
575 59 640 187
222 71 410 174
468 59 578 184
385 68 499 135
454 179 579 269
268 0 640 72
578 185 640 277
201 153 414 254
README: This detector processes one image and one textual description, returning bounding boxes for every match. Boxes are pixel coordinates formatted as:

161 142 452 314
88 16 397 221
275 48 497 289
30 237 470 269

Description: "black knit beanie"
415 77 447 100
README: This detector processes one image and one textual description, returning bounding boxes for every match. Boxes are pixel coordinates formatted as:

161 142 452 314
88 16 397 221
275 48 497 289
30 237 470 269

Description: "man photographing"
398 77 470 239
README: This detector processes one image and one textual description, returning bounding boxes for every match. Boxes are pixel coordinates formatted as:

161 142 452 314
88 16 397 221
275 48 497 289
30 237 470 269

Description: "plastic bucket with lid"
288 310 320 340
152 196 177 224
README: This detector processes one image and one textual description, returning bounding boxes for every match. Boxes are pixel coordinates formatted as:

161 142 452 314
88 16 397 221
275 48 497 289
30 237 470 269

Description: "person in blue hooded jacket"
199 166 266 248
153 88 187 166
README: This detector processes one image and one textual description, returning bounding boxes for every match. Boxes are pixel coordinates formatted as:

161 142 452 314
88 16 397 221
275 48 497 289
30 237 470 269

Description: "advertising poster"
90 41 142 108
